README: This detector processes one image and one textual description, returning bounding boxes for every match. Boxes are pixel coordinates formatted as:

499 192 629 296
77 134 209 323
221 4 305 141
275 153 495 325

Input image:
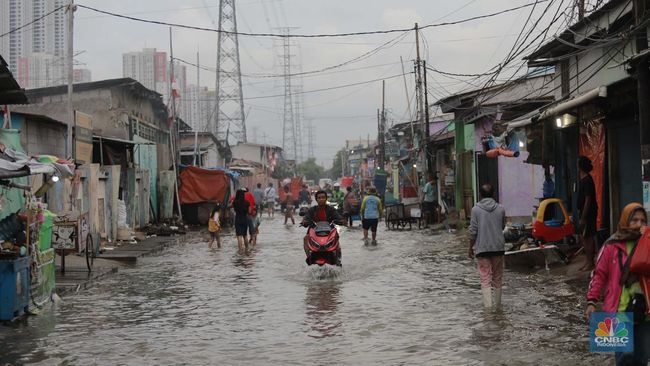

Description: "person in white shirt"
264 183 277 218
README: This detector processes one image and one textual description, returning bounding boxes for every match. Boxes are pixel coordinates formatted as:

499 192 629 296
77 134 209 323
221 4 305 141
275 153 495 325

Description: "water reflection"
304 281 342 338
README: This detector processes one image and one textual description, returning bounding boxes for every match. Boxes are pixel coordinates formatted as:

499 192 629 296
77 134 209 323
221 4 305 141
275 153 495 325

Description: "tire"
85 233 94 272
567 235 577 245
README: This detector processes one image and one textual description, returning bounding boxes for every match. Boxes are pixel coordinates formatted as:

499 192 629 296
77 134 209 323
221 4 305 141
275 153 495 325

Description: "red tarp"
179 166 230 204
579 118 605 229
278 176 302 203
340 176 354 189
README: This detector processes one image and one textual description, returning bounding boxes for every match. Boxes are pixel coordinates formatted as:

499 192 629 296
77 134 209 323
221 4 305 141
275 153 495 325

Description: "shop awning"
537 86 607 121
506 85 607 129
0 146 74 179
507 109 541 130
93 136 155 145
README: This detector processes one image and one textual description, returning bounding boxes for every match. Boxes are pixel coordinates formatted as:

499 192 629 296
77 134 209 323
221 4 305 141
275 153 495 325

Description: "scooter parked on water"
303 221 342 266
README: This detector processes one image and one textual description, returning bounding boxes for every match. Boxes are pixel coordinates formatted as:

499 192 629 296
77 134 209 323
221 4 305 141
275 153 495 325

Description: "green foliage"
327 148 345 180
296 158 325 182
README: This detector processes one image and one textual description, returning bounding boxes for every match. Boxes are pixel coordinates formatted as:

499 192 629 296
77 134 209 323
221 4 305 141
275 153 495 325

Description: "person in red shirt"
243 188 257 243
301 190 347 256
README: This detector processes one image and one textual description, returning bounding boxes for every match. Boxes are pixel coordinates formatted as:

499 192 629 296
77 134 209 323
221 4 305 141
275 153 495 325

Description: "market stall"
0 141 75 320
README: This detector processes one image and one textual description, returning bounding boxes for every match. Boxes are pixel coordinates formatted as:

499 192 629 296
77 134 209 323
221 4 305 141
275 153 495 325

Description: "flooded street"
2 217 609 365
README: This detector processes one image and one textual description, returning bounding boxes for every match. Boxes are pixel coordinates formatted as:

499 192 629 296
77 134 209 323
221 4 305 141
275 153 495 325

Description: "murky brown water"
1 216 610 365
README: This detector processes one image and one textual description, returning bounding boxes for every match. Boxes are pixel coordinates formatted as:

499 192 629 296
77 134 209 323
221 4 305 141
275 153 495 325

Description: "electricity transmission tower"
214 0 247 143
293 83 304 163
279 28 298 161
306 120 315 159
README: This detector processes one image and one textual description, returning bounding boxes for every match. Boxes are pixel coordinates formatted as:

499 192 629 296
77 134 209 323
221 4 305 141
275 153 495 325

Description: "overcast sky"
74 0 571 167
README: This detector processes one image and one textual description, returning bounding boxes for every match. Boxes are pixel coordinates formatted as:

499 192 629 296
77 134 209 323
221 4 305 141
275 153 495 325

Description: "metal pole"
169 28 183 221
66 0 76 159
423 60 431 175
400 56 412 121
415 23 426 180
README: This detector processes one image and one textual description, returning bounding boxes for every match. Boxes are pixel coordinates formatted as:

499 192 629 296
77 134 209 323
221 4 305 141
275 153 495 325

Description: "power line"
76 1 550 38
0 5 66 38
242 72 411 100
170 31 409 79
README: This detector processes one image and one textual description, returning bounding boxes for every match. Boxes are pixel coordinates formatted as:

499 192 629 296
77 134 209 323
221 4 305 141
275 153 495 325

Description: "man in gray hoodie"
468 183 506 310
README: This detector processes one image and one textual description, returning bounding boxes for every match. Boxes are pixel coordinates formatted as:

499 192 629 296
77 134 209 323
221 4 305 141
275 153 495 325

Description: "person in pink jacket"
585 202 649 366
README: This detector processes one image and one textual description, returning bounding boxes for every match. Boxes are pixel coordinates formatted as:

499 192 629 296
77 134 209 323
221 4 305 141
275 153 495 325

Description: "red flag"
171 78 181 99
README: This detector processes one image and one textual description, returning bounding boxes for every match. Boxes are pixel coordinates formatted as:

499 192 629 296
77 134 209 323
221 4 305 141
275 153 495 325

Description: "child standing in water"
250 208 261 246
208 204 221 249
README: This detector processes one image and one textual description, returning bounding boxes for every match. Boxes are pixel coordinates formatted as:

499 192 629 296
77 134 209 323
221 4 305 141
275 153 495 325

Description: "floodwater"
1 216 609 365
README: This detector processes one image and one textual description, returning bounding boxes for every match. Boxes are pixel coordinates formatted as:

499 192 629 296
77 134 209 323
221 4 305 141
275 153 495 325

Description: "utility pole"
414 23 427 179
169 28 183 221
193 50 200 164
633 0 650 195
577 0 585 19
65 0 76 159
377 80 386 171
400 56 413 122
423 60 431 175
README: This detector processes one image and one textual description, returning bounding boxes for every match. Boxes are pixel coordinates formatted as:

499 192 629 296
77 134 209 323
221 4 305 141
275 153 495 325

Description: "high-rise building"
179 85 217 133
16 52 64 88
122 48 167 91
0 0 67 87
122 49 187 113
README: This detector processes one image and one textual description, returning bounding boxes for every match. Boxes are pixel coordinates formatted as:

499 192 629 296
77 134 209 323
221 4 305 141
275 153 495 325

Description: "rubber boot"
481 287 492 309
494 288 502 311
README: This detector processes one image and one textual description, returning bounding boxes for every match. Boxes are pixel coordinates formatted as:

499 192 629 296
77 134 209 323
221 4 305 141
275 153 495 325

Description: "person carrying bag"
585 202 650 365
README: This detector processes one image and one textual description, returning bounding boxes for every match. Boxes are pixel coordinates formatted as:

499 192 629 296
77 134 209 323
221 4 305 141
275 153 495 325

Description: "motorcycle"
298 201 311 217
303 221 342 266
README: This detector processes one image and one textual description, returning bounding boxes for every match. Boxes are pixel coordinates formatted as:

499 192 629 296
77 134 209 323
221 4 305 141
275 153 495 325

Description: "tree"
328 148 345 180
296 158 325 182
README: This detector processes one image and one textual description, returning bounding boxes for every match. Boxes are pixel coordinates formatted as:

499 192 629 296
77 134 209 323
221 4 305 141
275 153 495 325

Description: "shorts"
362 218 379 232
266 201 275 209
285 206 294 217
235 220 248 236
247 216 257 236
422 201 438 214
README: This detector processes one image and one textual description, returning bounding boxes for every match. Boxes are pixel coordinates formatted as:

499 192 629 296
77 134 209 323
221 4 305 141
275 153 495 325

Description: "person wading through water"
468 183 506 310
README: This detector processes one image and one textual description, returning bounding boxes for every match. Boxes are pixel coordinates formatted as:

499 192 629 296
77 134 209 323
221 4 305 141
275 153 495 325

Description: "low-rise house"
179 131 229 168
11 78 172 232
231 142 282 170
522 0 647 232
436 74 555 220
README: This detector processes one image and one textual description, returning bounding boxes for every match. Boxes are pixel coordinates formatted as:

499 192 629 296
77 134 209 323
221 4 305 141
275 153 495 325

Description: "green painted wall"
0 129 29 221
133 136 158 219
465 123 476 203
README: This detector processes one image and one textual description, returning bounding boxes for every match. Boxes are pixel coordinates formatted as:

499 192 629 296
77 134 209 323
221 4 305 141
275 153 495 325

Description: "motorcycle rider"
299 184 312 205
331 183 345 209
302 190 347 259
